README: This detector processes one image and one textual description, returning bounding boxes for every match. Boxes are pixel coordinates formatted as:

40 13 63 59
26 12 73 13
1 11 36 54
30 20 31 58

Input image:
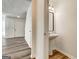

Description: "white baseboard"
4 36 24 39
53 48 77 59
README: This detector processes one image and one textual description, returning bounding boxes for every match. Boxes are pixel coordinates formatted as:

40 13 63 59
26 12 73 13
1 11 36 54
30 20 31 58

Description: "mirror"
48 0 54 33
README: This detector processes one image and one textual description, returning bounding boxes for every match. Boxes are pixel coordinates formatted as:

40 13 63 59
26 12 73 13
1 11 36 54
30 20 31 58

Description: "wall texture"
52 0 77 58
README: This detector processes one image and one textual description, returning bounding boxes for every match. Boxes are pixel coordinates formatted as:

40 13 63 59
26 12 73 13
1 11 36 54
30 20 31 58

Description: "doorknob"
44 33 46 35
29 30 31 32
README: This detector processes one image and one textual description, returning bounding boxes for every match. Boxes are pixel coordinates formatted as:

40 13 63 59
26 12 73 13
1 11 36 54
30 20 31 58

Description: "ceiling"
2 0 32 18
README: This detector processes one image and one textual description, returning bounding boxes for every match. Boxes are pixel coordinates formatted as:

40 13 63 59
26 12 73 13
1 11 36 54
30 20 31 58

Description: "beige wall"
53 0 77 57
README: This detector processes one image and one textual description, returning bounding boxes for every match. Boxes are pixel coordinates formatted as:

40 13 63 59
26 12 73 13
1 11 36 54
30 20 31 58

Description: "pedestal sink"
49 32 58 55
49 32 58 39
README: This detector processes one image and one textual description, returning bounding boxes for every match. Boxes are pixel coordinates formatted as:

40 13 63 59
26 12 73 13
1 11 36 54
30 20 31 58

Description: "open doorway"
2 0 32 59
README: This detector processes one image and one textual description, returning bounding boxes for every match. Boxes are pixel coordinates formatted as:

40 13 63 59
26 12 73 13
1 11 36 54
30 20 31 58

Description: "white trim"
53 48 77 59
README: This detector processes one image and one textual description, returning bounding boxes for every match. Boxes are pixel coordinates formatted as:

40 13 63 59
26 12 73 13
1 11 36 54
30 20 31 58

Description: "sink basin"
49 33 58 39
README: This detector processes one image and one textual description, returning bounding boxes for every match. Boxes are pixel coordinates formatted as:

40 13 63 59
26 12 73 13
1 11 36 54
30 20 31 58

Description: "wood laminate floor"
2 37 31 59
49 50 70 59
2 37 70 59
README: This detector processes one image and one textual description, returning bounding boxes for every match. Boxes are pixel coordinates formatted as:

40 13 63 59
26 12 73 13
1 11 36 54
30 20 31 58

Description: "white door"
5 17 15 38
4 16 26 38
14 20 25 37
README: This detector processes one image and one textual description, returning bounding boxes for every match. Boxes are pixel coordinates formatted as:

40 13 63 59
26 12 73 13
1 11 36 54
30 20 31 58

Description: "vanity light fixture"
49 6 54 12
49 6 54 10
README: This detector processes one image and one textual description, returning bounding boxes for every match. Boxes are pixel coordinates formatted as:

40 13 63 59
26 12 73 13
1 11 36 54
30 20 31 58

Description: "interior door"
14 20 25 37
5 17 15 38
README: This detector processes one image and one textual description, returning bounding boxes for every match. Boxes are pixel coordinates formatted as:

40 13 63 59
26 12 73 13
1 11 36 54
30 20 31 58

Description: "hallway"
2 37 31 59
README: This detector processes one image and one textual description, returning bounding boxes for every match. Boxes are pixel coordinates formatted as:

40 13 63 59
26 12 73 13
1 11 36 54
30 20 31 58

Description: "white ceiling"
2 0 32 18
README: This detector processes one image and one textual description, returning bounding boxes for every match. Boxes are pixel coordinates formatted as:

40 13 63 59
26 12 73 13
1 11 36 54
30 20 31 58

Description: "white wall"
5 16 25 38
2 15 6 38
25 3 32 47
51 0 77 58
